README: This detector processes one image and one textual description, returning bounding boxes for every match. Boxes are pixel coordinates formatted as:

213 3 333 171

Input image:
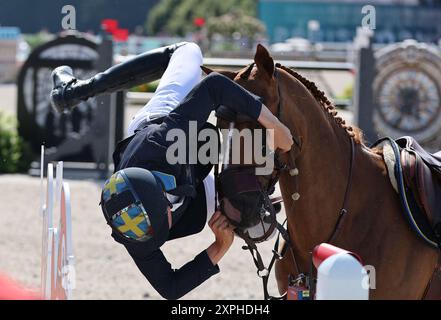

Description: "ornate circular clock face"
373 40 441 148
376 68 440 133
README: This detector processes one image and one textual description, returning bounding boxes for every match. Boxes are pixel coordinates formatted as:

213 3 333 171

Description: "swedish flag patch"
102 172 129 202
111 203 154 242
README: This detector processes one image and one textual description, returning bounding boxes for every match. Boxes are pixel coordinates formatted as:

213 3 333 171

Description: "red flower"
113 29 129 42
193 17 205 27
101 19 118 33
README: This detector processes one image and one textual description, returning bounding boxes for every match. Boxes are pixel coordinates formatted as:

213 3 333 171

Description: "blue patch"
151 171 177 191
102 188 111 202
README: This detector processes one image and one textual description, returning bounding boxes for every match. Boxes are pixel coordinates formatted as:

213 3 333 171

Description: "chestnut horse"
204 44 440 299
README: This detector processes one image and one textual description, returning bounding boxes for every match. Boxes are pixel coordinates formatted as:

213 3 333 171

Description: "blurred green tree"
146 0 257 36
0 111 33 173
206 10 266 50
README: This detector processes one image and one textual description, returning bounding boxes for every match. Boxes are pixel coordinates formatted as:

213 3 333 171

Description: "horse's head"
202 44 280 129
204 45 284 239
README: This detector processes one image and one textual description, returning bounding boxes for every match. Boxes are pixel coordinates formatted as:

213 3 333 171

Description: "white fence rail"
40 146 75 300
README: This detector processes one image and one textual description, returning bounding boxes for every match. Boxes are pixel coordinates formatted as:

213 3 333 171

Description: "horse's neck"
280 100 350 245
278 74 384 263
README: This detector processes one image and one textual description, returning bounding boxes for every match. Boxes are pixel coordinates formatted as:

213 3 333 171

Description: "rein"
214 64 356 300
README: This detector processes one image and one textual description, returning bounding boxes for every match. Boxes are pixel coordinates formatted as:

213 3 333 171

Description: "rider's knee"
184 42 202 55
203 72 226 87
175 42 202 62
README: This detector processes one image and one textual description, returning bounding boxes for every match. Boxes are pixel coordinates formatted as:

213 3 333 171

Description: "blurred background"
0 0 440 300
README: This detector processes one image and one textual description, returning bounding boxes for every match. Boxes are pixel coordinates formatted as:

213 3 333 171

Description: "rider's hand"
206 211 235 265
258 104 293 153
208 211 235 249
267 123 293 153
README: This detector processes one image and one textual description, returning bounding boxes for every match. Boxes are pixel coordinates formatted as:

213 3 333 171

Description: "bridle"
214 63 292 241
214 63 356 300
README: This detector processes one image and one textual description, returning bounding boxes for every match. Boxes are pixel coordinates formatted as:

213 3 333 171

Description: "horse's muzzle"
218 166 270 231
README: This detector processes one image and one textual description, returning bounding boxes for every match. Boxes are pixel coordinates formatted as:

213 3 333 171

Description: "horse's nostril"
273 202 282 213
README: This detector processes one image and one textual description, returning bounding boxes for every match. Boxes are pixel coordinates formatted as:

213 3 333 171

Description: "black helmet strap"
103 190 136 220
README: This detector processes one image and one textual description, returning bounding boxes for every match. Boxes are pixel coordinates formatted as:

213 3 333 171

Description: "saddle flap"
415 154 441 228
401 150 417 189
401 148 441 230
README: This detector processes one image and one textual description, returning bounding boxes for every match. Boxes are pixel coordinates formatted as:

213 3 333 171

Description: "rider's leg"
127 42 203 135
50 42 189 113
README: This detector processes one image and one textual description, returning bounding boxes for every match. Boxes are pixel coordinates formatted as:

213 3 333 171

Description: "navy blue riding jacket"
112 72 263 300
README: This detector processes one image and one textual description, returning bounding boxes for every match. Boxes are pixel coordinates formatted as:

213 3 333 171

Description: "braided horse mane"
275 63 364 145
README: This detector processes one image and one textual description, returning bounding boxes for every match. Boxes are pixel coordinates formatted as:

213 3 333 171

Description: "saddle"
374 136 441 248
398 137 441 223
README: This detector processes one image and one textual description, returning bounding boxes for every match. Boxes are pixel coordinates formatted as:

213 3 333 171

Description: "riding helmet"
100 167 170 252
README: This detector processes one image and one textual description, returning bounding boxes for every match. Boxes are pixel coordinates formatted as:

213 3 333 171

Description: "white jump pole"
58 181 75 300
40 147 75 300
41 162 54 300
316 252 369 300
39 145 45 217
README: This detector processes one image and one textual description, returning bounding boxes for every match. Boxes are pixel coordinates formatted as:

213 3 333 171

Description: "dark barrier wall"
17 32 124 175
0 0 158 34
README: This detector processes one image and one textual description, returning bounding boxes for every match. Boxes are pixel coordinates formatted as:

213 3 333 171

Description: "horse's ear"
254 44 274 78
201 66 238 80
201 65 214 75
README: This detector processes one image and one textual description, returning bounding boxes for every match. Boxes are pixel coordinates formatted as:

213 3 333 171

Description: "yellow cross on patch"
117 211 146 237
104 173 125 195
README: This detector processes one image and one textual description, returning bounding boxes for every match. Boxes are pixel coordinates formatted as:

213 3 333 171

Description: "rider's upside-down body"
113 72 263 300
51 42 292 300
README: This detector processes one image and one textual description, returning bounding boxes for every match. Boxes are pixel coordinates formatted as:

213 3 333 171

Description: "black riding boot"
50 42 189 113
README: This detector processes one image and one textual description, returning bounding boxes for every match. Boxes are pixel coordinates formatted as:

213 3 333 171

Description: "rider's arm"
118 210 233 300
125 246 219 300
